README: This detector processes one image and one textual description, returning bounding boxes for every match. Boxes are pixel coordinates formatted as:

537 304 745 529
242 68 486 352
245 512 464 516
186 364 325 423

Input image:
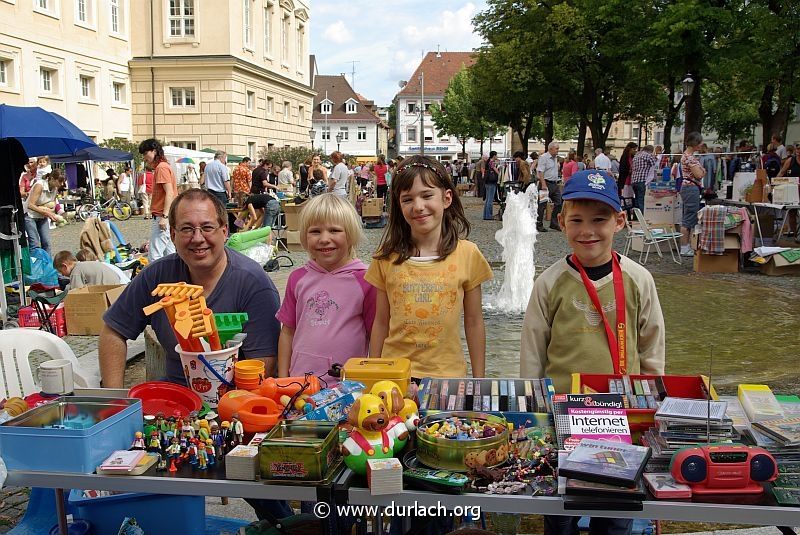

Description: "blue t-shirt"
203 159 229 193
103 248 281 384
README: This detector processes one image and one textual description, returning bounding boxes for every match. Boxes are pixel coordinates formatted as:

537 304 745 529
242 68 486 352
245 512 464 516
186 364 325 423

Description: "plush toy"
398 398 420 432
370 380 411 449
341 394 407 476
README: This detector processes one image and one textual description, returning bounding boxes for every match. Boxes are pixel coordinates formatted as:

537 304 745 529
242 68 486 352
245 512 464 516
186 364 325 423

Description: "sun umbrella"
0 104 96 158
177 157 195 164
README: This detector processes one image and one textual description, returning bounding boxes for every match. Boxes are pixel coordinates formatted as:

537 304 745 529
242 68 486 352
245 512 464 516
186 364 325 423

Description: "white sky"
309 0 488 107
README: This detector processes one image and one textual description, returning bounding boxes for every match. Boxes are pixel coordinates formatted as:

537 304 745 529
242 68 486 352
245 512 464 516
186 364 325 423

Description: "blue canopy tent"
50 146 132 164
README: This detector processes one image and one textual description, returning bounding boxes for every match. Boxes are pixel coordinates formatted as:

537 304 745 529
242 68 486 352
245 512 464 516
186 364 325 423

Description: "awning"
201 148 246 163
50 146 132 164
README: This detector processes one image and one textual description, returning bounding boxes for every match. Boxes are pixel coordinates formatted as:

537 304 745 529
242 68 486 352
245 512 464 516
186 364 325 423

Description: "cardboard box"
691 233 740 251
759 253 800 276
64 285 125 335
283 202 305 231
644 195 678 225
456 184 470 196
285 230 301 244
693 249 739 273
361 198 383 218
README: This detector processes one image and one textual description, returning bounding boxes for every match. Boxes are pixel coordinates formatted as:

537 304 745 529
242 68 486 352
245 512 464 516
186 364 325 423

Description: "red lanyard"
571 253 627 374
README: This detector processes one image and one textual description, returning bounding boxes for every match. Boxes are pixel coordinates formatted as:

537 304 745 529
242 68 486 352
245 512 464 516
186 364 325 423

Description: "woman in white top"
117 165 133 202
26 169 65 255
185 164 200 189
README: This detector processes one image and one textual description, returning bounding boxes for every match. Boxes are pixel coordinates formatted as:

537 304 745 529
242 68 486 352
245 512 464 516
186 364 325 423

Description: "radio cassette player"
670 444 778 495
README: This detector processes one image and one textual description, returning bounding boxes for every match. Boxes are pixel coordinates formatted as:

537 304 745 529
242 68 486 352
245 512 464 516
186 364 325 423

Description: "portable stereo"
670 444 777 495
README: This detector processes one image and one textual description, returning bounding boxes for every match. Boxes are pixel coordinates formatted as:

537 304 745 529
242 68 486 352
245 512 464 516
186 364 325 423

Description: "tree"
101 137 144 173
429 68 485 158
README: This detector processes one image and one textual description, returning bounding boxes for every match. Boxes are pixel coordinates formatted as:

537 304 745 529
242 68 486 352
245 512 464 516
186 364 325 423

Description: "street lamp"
682 74 695 97
309 129 316 151
335 132 343 152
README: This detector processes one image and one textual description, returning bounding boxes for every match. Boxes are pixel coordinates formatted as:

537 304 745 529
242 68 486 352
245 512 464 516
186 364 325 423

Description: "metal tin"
416 411 509 472
259 420 340 481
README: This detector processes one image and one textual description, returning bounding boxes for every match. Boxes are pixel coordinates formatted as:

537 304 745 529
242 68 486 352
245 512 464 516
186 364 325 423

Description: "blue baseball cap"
562 170 621 212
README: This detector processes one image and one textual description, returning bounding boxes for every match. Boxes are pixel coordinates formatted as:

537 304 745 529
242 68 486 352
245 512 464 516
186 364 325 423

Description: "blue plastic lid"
49 519 91 535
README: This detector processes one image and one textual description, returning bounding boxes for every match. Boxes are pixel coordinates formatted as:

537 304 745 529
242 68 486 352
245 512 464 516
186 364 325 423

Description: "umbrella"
50 146 133 164
0 104 96 158
177 157 195 164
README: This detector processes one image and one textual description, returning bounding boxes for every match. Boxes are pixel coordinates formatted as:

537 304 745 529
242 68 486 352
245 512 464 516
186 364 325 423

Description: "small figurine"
181 424 194 442
190 411 201 434
130 431 146 450
197 419 211 442
166 437 182 472
186 439 198 466
231 414 244 446
205 439 216 467
143 415 157 439
196 444 208 470
156 452 167 471
147 430 161 453
221 420 235 454
210 421 223 458
167 415 177 434
341 394 408 476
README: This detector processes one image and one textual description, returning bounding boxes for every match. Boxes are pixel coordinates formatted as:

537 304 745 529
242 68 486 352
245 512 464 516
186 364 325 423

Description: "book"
99 450 146 472
752 417 800 446
97 452 158 476
738 384 785 423
367 458 403 495
655 397 728 422
565 477 646 500
643 473 692 499
552 393 631 451
558 439 651 487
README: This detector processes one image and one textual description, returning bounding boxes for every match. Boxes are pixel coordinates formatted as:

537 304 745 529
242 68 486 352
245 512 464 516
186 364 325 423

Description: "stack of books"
643 397 734 471
225 445 260 481
558 439 651 509
366 458 403 495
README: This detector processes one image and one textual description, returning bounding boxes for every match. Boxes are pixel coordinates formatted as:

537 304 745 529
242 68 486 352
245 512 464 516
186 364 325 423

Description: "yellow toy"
341 394 408 476
398 398 420 431
370 380 409 449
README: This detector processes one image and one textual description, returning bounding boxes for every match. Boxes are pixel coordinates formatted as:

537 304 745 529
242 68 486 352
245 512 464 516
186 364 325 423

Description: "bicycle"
76 196 133 221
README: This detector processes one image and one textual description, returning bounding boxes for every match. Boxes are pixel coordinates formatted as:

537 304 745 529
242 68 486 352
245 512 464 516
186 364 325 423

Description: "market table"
334 469 800 533
713 198 800 246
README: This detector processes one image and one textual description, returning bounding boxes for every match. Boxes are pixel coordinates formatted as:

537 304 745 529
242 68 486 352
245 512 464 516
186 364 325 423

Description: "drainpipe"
150 0 156 138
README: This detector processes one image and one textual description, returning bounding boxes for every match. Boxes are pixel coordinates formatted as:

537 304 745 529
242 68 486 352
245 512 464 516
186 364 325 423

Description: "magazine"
552 393 631 451
558 439 651 487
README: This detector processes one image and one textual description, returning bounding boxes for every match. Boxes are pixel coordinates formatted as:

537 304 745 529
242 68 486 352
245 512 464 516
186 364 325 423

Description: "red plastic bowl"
128 381 202 418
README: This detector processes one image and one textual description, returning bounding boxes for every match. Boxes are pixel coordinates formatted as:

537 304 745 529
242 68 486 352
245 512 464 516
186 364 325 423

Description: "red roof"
397 52 476 98
312 75 381 123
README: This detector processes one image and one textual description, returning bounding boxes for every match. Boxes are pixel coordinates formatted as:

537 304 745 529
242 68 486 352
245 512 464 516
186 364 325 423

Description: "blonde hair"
298 194 363 259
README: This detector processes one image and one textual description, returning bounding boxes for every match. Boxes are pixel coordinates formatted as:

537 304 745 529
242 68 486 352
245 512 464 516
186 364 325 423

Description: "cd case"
643 472 692 499
558 439 651 487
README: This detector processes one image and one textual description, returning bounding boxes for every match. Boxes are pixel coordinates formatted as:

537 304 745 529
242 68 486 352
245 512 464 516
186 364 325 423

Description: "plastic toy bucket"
176 343 241 408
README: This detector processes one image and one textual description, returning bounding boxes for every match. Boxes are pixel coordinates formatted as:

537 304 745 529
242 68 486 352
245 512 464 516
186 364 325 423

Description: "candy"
420 416 504 441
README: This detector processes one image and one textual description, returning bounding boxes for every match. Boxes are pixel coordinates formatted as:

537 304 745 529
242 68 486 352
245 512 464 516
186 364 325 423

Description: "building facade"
130 0 315 158
311 74 389 162
0 0 133 145
394 52 509 162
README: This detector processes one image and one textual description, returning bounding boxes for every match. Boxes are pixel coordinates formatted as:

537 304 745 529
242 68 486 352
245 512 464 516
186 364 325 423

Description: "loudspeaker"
750 454 777 482
679 454 707 483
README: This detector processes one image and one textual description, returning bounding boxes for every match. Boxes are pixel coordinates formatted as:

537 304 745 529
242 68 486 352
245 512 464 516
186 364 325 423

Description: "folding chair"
632 208 682 265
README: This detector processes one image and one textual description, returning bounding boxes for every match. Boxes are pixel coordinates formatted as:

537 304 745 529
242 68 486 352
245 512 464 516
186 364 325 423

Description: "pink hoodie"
276 259 376 377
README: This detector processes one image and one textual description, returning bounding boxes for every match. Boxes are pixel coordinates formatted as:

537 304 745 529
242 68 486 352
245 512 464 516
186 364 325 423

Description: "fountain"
488 188 538 314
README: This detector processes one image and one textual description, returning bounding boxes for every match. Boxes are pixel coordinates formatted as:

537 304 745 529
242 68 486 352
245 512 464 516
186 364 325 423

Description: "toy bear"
370 381 411 449
341 393 408 476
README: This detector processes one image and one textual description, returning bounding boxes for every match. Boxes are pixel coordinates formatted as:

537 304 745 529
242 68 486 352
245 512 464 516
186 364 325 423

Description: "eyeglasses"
177 224 221 237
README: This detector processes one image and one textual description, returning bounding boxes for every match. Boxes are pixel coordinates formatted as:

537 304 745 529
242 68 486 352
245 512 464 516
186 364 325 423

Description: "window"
243 0 252 49
248 142 256 160
169 0 195 37
266 96 274 115
246 90 255 112
296 23 303 70
623 123 631 139
346 100 356 114
406 102 416 114
34 0 58 16
424 130 433 142
406 127 417 143
0 56 16 90
170 87 195 107
40 67 53 93
110 0 120 33
357 127 367 141
320 101 331 114
79 75 92 98
339 127 348 141
263 5 272 55
283 101 290 121
76 0 87 22
113 81 125 104
281 12 289 64
0 60 8 86
321 126 330 141
298 105 304 122
173 141 197 150
632 126 640 140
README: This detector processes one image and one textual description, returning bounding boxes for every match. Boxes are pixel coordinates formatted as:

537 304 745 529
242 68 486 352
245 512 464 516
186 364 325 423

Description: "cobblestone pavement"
1 196 797 532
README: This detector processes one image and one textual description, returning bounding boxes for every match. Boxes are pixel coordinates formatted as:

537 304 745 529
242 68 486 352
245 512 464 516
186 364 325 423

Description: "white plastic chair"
632 208 682 265
622 217 645 258
0 330 98 398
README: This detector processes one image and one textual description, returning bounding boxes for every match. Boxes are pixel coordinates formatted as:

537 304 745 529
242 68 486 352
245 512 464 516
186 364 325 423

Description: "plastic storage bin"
68 490 204 535
0 397 142 473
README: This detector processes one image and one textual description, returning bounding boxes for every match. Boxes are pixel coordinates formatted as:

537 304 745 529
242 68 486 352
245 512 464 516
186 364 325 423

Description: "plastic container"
18 304 67 337
0 397 141 473
127 381 202 418
260 420 340 481
416 411 509 472
217 390 282 433
68 489 204 535
342 357 411 395
176 343 241 408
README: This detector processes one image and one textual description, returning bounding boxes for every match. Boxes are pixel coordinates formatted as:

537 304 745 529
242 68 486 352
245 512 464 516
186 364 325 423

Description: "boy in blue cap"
520 170 665 534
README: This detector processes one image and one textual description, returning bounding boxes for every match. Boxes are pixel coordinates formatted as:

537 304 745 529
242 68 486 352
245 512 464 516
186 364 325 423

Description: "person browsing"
276 194 376 378
366 155 493 379
138 139 177 262
328 151 349 197
519 169 665 534
204 150 231 205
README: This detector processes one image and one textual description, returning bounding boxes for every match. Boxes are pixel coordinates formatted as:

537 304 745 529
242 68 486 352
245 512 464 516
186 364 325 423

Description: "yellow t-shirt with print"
365 240 493 378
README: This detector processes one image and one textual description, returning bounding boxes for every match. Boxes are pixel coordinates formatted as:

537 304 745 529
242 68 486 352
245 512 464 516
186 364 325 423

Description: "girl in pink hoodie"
276 194 376 378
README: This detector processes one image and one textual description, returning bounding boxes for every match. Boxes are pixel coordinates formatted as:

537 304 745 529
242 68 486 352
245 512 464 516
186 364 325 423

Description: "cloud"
323 21 353 44
311 0 488 105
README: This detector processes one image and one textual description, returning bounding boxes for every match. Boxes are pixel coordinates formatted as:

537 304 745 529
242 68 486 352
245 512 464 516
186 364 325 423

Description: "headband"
397 161 445 181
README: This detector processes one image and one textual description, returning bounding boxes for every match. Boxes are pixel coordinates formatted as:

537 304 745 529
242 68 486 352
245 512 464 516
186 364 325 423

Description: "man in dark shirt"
251 159 270 195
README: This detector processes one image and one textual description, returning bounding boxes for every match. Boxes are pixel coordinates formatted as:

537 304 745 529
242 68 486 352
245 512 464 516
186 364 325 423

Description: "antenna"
436 44 442 58
348 60 360 90
707 347 713 444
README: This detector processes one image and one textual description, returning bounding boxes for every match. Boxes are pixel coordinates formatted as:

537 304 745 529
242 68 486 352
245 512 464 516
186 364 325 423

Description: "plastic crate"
18 303 67 337
0 397 142 473
68 490 204 535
